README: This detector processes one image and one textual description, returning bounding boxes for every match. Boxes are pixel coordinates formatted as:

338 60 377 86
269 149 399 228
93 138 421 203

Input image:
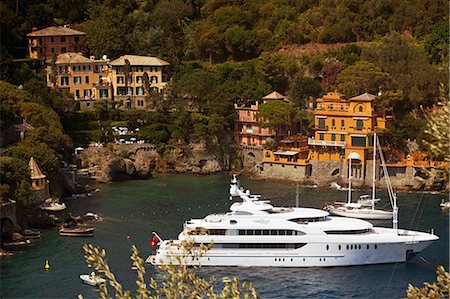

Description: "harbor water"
1 174 448 298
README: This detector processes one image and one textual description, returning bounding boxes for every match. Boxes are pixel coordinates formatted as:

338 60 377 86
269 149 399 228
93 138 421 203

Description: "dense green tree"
362 33 442 112
335 61 391 96
8 142 59 176
0 157 34 206
424 19 449 64
289 76 323 108
257 100 298 138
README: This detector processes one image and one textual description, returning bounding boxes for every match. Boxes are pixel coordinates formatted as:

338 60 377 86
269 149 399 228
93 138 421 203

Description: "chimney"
32 27 37 31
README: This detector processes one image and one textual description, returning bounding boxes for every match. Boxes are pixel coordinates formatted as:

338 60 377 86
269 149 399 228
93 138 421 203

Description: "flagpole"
152 231 164 241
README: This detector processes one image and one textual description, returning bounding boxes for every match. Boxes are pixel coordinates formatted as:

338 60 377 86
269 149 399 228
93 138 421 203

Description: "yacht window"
230 220 237 224
367 244 369 249
263 230 269 235
255 230 261 235
326 245 329 250
289 217 326 223
286 230 292 235
375 244 377 249
358 245 361 250
279 230 286 235
338 245 341 250
350 245 353 250
325 229 373 235
271 230 277 235
247 230 254 235
346 245 349 250
221 243 306 249
235 211 253 215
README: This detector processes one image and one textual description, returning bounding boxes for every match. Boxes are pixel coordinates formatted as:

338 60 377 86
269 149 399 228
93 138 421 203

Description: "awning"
273 150 299 156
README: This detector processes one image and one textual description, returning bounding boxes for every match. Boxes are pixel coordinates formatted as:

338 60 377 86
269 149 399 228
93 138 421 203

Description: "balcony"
308 137 345 147
238 116 256 122
312 126 328 131
93 82 111 87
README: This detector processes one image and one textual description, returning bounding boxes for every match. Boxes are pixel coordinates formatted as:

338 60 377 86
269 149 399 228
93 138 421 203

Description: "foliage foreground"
80 243 259 299
405 266 450 298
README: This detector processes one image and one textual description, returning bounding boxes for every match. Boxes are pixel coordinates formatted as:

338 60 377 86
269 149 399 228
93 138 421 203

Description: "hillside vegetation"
0 1 448 196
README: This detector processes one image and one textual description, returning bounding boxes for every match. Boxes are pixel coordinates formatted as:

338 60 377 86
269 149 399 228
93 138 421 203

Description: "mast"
376 137 398 231
371 133 376 210
347 157 352 204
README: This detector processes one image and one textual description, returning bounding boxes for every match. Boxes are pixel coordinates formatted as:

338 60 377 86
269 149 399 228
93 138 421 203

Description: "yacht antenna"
295 183 299 207
347 157 352 204
371 133 376 210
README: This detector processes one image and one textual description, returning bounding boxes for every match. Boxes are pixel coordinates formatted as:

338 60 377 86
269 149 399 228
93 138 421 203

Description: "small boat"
440 199 449 211
59 226 95 237
2 239 32 250
325 134 393 220
330 182 353 191
41 202 66 211
0 249 13 257
23 229 41 239
80 272 106 286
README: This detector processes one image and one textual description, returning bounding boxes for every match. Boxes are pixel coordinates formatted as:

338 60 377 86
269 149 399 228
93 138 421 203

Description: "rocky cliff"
80 144 161 182
79 142 233 182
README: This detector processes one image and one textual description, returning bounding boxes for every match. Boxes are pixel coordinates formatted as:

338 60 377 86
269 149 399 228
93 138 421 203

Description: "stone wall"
259 163 311 181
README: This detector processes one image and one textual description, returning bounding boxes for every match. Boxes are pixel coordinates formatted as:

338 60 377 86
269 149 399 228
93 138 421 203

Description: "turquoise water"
0 174 448 298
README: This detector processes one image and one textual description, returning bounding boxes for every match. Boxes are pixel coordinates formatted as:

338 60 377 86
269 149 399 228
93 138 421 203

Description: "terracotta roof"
110 55 170 66
350 92 377 101
262 91 289 102
27 26 85 37
29 157 46 180
52 52 92 64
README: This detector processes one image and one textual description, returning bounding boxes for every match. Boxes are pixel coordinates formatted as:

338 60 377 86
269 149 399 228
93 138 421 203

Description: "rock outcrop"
164 142 232 174
79 144 161 182
78 142 233 182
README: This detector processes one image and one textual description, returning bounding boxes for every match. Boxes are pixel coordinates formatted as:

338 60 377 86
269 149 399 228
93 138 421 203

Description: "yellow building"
308 91 392 165
109 55 170 109
46 52 111 109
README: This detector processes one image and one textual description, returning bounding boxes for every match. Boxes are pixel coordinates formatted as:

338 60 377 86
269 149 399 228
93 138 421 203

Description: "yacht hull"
149 230 437 267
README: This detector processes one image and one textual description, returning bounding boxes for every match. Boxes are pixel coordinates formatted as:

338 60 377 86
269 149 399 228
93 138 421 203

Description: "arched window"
359 106 363 112
331 119 335 127
341 120 345 127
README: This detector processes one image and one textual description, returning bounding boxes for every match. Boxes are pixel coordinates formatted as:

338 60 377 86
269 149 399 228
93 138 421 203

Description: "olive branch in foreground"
79 241 259 299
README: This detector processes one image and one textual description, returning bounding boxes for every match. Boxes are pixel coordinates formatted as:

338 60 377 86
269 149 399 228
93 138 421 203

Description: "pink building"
234 91 289 147
26 26 86 63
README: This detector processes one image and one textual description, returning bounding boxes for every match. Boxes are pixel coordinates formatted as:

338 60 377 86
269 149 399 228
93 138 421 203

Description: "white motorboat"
146 174 438 267
330 182 353 191
325 134 393 220
40 202 66 211
80 272 106 286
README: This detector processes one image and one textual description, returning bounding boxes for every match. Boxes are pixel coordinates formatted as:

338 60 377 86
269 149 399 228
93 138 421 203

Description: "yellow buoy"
45 260 50 270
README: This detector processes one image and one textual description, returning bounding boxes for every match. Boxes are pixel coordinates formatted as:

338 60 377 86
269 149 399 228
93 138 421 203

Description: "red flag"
149 235 160 247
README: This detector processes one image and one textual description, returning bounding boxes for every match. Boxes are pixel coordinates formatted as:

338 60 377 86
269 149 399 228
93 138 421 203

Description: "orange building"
234 91 290 147
46 52 111 109
27 26 86 62
110 55 170 109
308 91 393 165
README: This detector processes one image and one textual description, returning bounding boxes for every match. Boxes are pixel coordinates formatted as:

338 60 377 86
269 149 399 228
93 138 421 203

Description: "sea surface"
1 174 448 298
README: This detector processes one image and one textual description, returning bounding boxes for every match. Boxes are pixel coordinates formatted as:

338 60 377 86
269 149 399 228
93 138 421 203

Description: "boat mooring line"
408 192 426 230
383 261 399 298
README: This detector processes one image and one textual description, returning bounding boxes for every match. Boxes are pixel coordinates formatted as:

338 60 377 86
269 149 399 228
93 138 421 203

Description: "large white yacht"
147 175 438 267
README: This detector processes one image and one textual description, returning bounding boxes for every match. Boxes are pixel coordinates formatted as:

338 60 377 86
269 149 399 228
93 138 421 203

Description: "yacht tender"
147 175 438 267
